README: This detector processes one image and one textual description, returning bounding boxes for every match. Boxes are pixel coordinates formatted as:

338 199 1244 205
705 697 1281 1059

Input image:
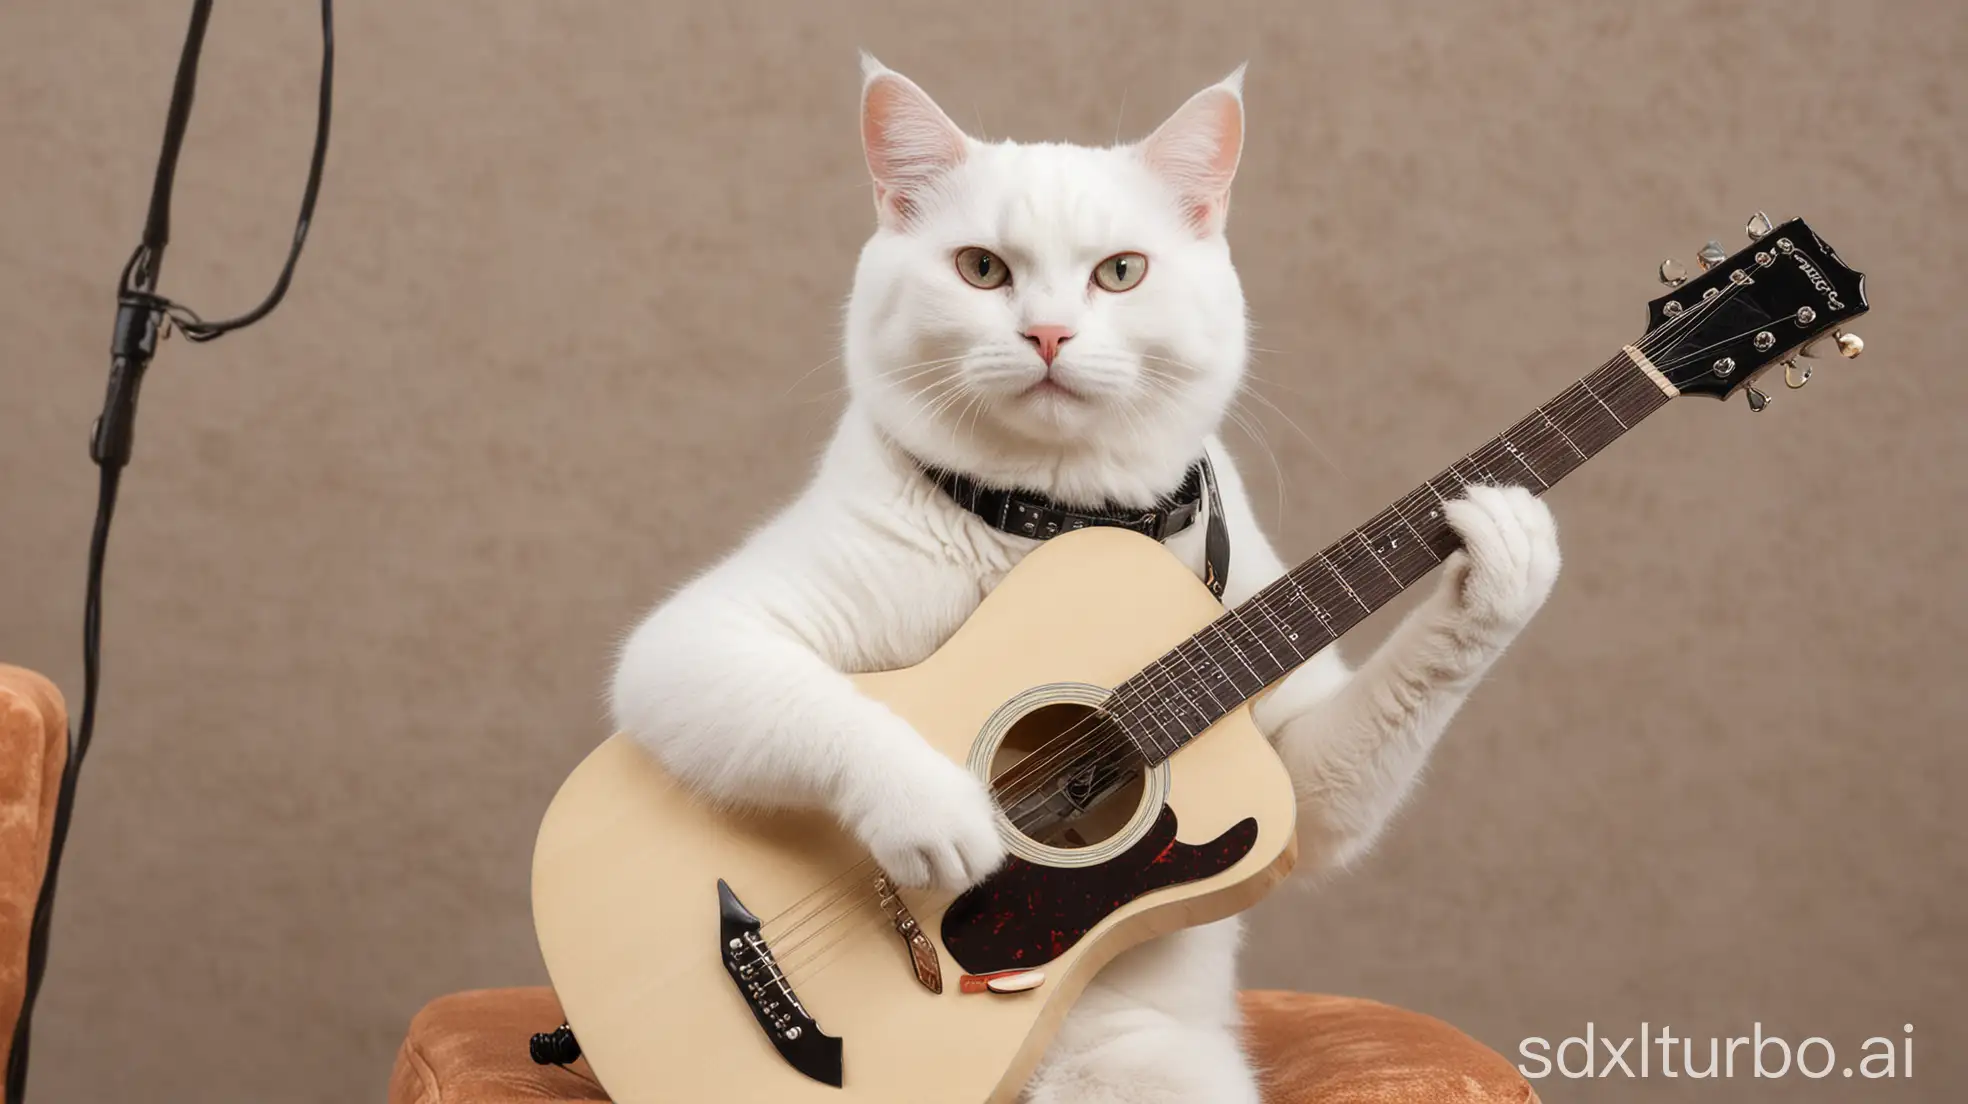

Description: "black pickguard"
940 807 1258 975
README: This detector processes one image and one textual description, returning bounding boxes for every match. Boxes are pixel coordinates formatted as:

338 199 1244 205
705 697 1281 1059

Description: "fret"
1228 603 1291 670
1605 360 1671 422
1280 572 1340 639
1338 536 1403 608
1248 594 1310 660
1514 410 1588 484
1384 511 1445 582
1519 417 1566 478
1552 384 1627 455
1205 623 1269 696
1385 498 1445 566
1195 644 1243 707
1355 529 1404 586
1355 509 1431 584
1118 350 1667 767
1146 655 1211 734
1316 552 1372 614
1171 640 1234 711
1138 676 1190 756
1489 432 1549 490
1535 403 1589 461
1122 699 1178 759
1456 451 1505 488
1580 375 1628 429
1127 656 1204 755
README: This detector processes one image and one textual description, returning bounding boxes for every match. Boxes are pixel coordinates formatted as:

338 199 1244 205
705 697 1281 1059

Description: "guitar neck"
1110 346 1676 763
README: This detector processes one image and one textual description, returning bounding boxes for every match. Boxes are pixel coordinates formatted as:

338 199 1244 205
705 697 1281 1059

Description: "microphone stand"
9 4 333 1099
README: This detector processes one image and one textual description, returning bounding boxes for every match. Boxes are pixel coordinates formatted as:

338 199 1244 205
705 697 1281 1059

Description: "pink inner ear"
1143 86 1244 234
1190 94 1242 182
862 74 966 224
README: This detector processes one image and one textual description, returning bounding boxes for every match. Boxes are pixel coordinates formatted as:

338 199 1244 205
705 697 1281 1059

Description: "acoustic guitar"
532 217 1867 1102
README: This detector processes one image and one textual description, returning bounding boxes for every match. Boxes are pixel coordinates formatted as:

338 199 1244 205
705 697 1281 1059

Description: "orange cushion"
1243 989 1536 1103
0 665 68 1051
391 987 1534 1103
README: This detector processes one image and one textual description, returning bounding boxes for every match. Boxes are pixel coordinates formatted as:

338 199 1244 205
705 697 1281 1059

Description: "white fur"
610 60 1560 1102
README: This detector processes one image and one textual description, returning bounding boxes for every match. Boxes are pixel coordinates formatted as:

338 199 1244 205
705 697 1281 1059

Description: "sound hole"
988 703 1147 851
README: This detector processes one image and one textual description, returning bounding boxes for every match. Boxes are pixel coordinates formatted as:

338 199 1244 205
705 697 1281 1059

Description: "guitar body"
533 527 1299 1103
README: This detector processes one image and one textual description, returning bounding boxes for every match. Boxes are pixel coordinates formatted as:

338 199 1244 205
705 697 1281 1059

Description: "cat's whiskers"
954 391 990 450
921 373 982 428
799 355 971 405
897 372 974 437
1222 398 1291 523
881 355 970 383
1229 350 1343 479
1236 385 1339 477
1136 352 1291 520
782 355 842 397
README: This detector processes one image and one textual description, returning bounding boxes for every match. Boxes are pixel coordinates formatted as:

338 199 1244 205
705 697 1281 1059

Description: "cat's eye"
1092 252 1149 293
955 247 1011 290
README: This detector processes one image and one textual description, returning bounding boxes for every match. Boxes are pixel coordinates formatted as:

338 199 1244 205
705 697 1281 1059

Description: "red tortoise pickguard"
939 807 1259 976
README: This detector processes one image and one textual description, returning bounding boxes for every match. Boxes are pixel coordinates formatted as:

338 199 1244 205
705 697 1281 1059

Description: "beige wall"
3 2 1964 1101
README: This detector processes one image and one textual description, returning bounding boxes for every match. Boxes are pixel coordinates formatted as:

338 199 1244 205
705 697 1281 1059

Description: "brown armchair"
0 665 70 1056
391 986 1536 1104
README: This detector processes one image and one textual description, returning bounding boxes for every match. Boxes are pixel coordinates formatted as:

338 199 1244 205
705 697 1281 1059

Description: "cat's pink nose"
1023 324 1075 367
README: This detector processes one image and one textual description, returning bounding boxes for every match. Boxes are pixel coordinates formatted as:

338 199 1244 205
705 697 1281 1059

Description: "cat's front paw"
841 742 1007 893
1440 484 1560 635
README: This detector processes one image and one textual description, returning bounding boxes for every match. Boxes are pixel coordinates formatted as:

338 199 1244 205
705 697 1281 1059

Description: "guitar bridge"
717 879 843 1087
874 874 943 994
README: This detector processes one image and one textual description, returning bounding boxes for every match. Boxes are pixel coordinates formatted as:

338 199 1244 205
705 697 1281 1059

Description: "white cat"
610 57 1560 1103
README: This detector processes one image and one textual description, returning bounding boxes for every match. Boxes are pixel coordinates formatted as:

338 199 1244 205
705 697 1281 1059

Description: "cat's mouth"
1021 377 1084 402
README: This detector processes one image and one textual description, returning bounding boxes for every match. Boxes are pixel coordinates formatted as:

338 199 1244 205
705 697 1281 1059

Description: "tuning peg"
1658 258 1688 288
1697 240 1729 271
1784 359 1812 389
1835 330 1864 359
1746 211 1776 239
1745 385 1771 412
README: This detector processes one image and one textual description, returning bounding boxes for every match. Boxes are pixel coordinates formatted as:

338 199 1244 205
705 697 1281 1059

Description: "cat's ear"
1141 66 1247 236
860 54 969 229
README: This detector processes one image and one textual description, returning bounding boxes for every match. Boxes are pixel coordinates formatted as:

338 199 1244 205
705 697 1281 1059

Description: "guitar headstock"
1643 214 1868 407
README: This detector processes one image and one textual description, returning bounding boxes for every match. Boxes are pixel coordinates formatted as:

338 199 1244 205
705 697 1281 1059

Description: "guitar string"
780 909 913 989
762 863 880 940
1649 317 1817 375
770 893 887 964
754 275 1759 949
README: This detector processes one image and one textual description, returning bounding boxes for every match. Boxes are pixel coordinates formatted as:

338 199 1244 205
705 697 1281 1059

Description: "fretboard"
1108 348 1672 763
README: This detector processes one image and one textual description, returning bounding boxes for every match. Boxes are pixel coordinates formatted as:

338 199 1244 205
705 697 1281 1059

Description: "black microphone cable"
7 3 333 1099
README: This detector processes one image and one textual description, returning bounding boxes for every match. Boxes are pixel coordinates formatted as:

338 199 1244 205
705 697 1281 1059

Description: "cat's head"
844 56 1249 501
